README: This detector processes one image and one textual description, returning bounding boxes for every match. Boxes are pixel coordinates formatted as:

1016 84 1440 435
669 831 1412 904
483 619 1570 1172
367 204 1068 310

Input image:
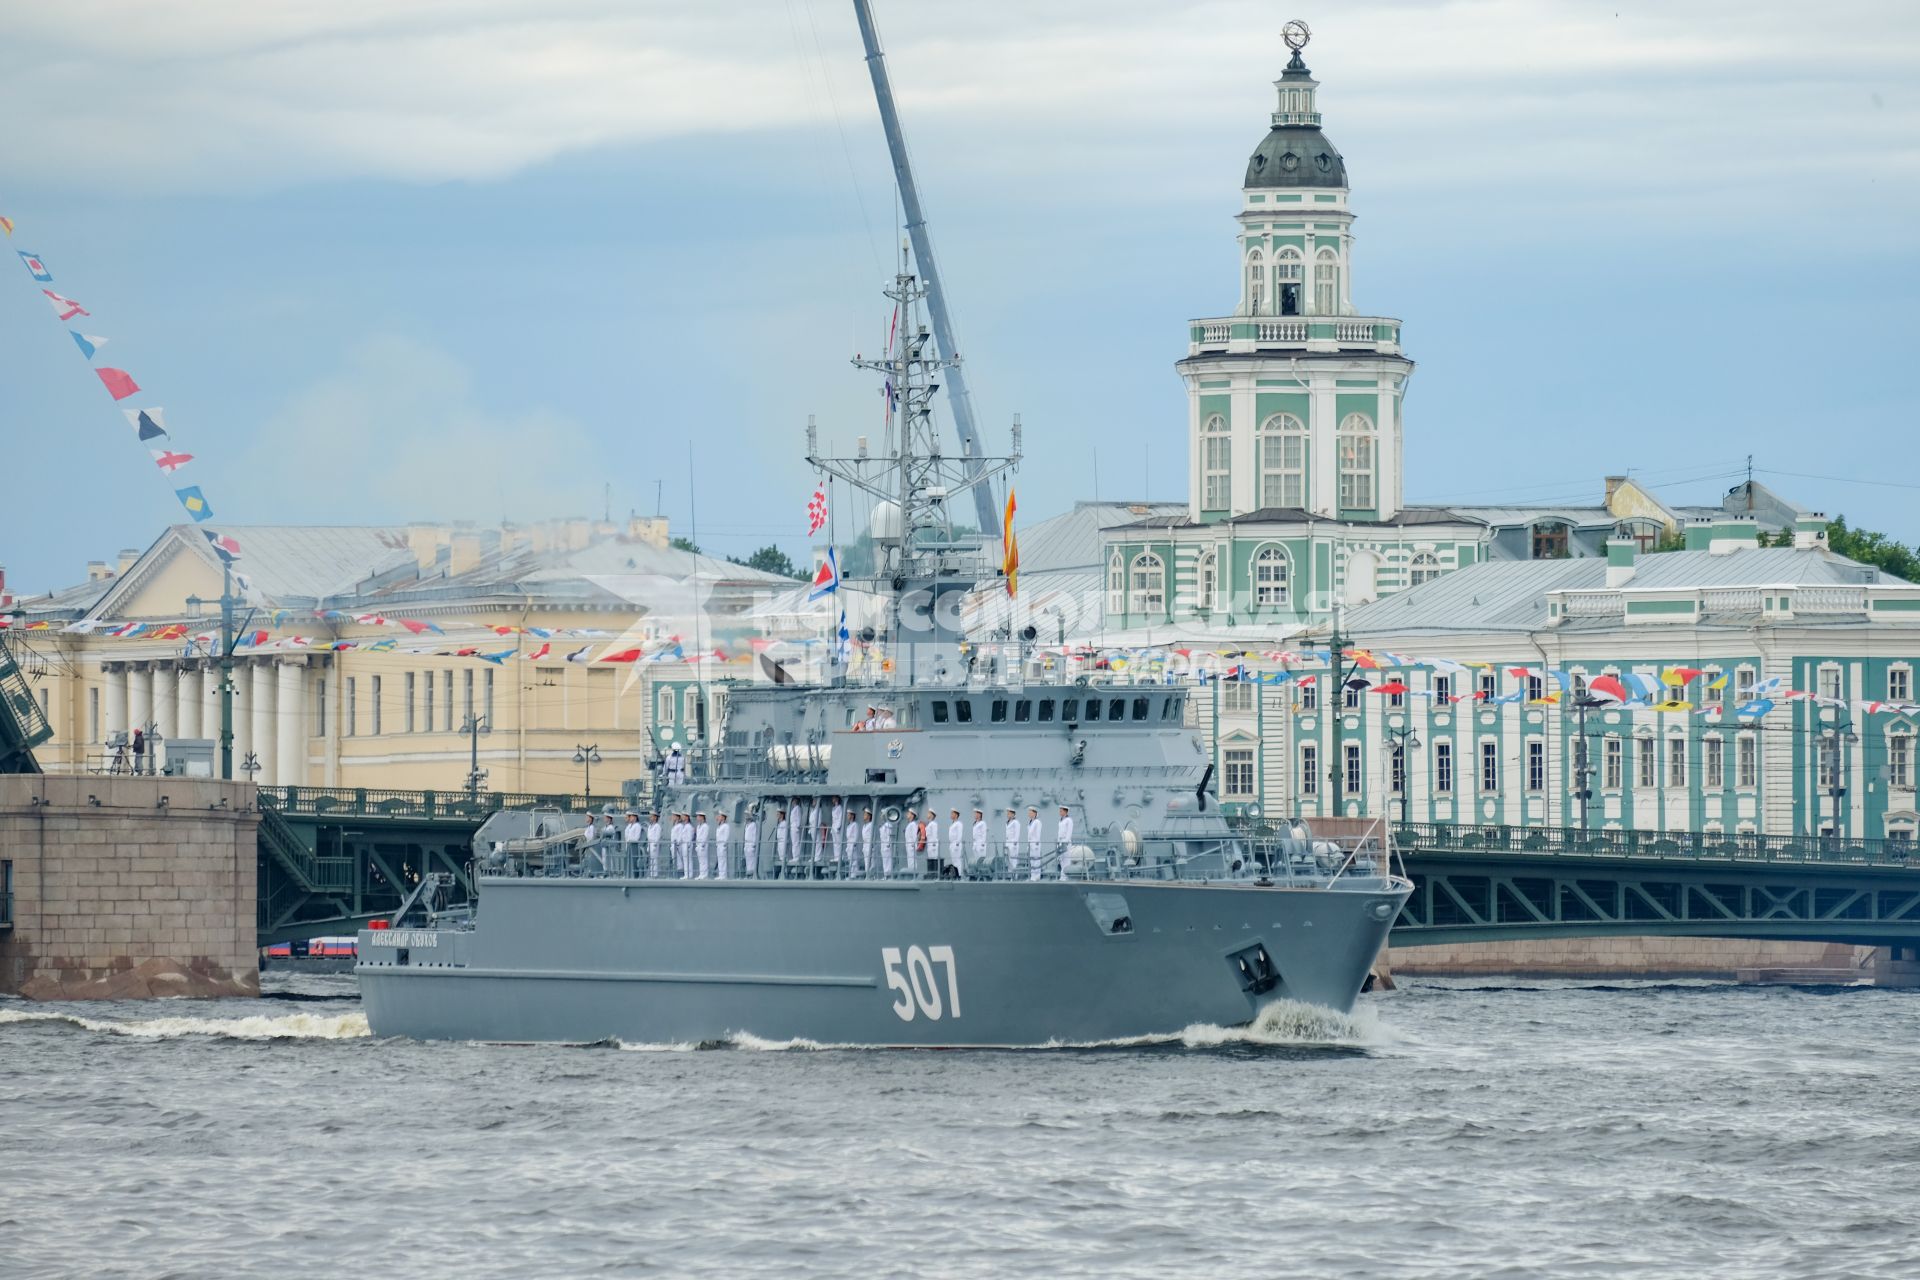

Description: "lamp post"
1817 704 1859 845
185 556 242 781
461 714 491 801
573 743 602 801
1571 695 1607 832
1382 724 1420 829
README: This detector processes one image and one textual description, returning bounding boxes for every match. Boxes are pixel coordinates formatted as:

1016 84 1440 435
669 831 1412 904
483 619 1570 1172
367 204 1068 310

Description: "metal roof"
1016 502 1187 572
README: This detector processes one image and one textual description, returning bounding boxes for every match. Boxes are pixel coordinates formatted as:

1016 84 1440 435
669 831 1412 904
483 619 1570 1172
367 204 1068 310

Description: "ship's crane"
850 0 1001 537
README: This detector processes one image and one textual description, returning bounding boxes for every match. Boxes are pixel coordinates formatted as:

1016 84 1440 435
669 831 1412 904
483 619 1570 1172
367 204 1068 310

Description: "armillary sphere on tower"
1282 19 1311 51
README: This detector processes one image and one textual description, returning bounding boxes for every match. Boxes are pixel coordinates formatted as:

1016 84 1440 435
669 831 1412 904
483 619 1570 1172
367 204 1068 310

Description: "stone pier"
0 774 259 999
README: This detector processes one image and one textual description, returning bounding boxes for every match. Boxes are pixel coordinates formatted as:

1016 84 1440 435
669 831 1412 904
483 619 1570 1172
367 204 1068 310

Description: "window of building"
1343 681 1361 710
1300 744 1318 795
1479 672 1498 702
1259 414 1306 508
1736 667 1756 702
463 669 475 723
1434 741 1454 793
1313 247 1340 315
1388 683 1406 709
1703 737 1724 789
1390 743 1406 794
1245 249 1266 315
1480 740 1499 792
1409 552 1441 586
1344 743 1362 795
1737 733 1758 788
1433 674 1453 703
1275 247 1303 316
1129 552 1165 615
485 669 495 723
1704 670 1724 705
1224 748 1255 798
316 679 327 737
1106 553 1125 614
346 676 358 737
1526 674 1545 703
1196 550 1218 613
1222 682 1255 714
1667 736 1687 788
1201 416 1230 511
1336 414 1375 510
370 675 382 736
1891 731 1913 789
436 671 450 731
1818 737 1839 789
405 673 416 733
1604 737 1623 790
1298 677 1318 711
1531 521 1571 559
1254 546 1290 609
1637 736 1655 788
656 686 675 726
1818 665 1843 701
1527 740 1545 791
1891 666 1912 703
88 687 99 743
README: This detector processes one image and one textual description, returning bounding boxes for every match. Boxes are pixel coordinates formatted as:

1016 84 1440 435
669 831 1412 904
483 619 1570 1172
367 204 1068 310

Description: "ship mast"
850 0 1000 537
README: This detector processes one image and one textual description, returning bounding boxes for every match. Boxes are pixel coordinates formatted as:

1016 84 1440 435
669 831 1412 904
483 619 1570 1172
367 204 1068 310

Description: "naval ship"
356 255 1410 1045
355 3 1409 1046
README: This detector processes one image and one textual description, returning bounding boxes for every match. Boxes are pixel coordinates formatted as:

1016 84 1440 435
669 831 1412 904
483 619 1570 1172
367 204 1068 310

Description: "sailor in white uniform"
646 811 663 878
1055 806 1074 880
830 797 847 874
878 809 896 878
714 814 732 880
904 812 922 871
1026 807 1044 882
671 812 689 877
693 812 711 880
1004 809 1022 876
971 810 988 877
666 743 686 787
743 809 760 879
922 808 939 877
947 810 965 878
809 799 825 876
858 809 875 877
622 811 642 875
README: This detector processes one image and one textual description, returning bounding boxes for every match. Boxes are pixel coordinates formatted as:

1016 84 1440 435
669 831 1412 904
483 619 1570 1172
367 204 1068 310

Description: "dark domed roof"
1245 126 1347 189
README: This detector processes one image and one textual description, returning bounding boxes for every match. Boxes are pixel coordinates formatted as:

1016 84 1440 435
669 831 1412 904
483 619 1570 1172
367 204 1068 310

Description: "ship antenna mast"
851 0 1000 538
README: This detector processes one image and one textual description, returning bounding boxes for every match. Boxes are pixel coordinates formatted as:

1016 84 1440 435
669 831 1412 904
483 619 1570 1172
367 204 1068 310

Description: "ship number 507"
882 946 960 1021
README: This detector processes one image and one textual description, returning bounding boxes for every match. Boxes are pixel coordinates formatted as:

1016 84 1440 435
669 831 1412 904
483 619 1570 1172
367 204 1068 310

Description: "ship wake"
0 1007 369 1041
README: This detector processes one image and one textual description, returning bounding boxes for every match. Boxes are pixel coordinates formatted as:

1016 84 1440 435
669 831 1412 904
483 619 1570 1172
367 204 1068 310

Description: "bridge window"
1526 740 1545 792
1344 743 1362 795
1891 665 1912 703
1133 697 1150 722
1299 744 1318 795
1479 740 1498 792
955 699 973 723
1061 698 1079 722
1637 737 1655 788
1604 737 1623 790
1891 731 1912 789
1014 699 1032 723
990 699 1008 723
1162 697 1178 721
1109 698 1127 722
1434 741 1453 793
1703 736 1725 789
1409 551 1442 586
1667 736 1688 789
1738 733 1758 788
1037 699 1055 723
931 701 949 724
1085 699 1102 722
1224 748 1255 798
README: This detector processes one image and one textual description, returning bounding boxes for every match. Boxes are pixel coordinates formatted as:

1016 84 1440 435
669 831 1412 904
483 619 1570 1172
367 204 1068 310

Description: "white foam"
0 1007 369 1041
1040 999 1394 1051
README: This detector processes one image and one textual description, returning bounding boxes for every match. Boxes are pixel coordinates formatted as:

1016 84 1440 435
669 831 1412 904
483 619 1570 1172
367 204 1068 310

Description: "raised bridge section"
0 636 52 777
255 791 1920 951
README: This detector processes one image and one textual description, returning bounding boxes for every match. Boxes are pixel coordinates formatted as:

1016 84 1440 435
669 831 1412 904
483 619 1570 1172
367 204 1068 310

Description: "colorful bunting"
149 448 192 473
174 486 213 521
0 216 14 237
17 251 52 282
42 289 87 320
809 548 840 601
94 367 140 400
807 486 828 536
69 331 108 360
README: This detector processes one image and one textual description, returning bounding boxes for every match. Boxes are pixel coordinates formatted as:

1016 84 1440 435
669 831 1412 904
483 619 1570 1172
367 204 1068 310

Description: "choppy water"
4 975 1918 1279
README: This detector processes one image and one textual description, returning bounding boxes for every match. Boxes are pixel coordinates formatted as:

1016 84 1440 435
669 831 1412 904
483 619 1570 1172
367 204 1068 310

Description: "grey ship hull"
358 876 1405 1047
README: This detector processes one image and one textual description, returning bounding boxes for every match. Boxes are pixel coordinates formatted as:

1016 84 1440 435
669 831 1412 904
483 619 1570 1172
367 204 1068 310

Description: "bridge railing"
1389 820 1915 870
259 785 604 821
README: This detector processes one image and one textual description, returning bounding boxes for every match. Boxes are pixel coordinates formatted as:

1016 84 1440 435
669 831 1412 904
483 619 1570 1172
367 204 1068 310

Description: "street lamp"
461 714 491 801
1382 724 1421 829
573 743 602 800
1570 695 1608 832
1817 705 1859 844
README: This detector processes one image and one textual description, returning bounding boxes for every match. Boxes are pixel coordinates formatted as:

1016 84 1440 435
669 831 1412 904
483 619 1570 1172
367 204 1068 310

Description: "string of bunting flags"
4 212 242 568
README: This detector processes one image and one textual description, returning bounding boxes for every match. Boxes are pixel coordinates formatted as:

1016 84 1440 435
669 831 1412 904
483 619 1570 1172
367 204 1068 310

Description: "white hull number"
881 945 960 1022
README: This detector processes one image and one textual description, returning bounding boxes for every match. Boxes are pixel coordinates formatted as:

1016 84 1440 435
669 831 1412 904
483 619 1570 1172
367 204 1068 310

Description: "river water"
3 975 1917 1279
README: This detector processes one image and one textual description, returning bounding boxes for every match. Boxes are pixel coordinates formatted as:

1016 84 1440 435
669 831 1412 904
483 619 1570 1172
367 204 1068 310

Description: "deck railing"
1385 820 1915 870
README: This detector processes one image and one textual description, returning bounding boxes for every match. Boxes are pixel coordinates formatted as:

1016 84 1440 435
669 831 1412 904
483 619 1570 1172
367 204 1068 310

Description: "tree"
1824 515 1920 583
729 544 808 580
670 536 701 554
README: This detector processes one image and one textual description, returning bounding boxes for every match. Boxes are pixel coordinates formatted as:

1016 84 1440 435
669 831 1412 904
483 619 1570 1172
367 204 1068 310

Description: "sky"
1 0 1916 594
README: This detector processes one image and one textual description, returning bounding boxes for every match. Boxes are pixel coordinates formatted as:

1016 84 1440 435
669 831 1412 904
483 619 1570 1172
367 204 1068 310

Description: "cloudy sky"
1 0 1915 592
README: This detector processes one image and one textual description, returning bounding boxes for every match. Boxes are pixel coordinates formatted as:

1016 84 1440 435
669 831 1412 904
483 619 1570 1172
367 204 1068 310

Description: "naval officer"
904 811 922 870
858 808 875 878
947 810 965 879
646 811 663 878
582 812 600 843
743 808 760 879
714 813 732 880
1004 809 1021 875
1055 806 1074 880
622 811 642 875
693 812 711 880
808 798 825 876
671 812 689 876
878 808 896 878
1026 807 1044 882
772 807 789 877
972 810 987 876
830 797 847 873
922 808 939 877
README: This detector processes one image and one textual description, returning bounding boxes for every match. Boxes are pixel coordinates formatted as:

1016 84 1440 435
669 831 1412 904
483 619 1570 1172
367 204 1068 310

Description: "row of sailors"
580 803 1076 881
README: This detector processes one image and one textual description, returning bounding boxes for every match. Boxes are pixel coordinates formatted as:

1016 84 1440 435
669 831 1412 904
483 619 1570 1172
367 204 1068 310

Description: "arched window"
1409 551 1442 585
1196 550 1218 613
1336 412 1376 510
1274 247 1304 316
1259 413 1306 509
1106 552 1125 614
1531 521 1571 559
1245 249 1265 316
1200 414 1230 511
1129 552 1166 615
1253 546 1290 608
1314 247 1341 315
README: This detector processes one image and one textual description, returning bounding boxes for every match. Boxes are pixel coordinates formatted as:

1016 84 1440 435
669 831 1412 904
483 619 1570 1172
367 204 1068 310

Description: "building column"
176 665 203 740
128 665 153 736
103 665 129 743
276 661 305 786
153 665 178 739
1310 374 1338 518
251 661 277 784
